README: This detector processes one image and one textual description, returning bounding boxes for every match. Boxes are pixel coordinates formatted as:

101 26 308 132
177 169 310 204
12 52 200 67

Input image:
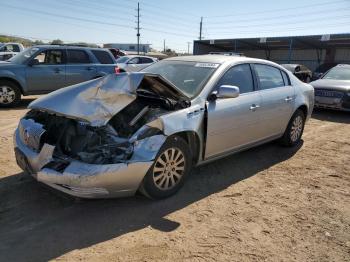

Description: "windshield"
142 60 219 98
322 66 350 81
8 47 39 64
116 56 129 63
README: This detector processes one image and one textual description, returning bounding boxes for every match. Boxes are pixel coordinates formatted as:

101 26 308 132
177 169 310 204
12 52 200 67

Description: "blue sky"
1 0 349 52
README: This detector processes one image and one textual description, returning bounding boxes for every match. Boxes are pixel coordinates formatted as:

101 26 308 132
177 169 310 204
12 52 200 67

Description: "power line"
204 0 349 18
205 7 350 25
3 3 195 39
205 22 350 37
207 14 350 31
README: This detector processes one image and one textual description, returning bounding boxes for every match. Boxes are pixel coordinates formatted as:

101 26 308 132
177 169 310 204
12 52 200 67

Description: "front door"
252 64 295 138
26 49 66 93
205 64 262 158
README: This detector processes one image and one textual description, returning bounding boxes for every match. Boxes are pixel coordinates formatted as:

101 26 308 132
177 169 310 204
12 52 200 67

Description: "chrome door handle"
250 104 260 111
285 96 293 102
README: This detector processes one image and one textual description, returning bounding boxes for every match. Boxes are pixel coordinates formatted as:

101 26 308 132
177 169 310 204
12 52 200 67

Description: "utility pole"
199 17 203 40
187 42 191 54
136 2 140 54
163 39 166 53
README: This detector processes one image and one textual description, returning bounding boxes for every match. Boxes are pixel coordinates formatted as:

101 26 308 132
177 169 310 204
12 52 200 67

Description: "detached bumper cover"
14 129 165 198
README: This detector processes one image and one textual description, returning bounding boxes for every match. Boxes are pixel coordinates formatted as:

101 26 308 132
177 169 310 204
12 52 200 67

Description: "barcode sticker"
195 63 219 68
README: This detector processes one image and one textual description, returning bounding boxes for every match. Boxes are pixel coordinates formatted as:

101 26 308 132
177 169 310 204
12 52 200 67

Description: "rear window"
91 50 114 64
254 64 285 90
67 50 90 64
140 57 154 64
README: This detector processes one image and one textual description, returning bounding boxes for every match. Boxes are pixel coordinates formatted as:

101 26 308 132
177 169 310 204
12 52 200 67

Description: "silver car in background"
310 64 350 111
116 55 158 72
14 55 314 199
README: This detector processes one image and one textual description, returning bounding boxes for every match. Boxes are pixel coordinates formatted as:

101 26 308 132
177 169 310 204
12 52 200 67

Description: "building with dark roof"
193 33 350 70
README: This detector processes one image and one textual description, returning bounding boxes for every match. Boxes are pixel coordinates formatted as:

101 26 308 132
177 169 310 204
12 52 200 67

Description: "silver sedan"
14 55 314 199
310 64 350 111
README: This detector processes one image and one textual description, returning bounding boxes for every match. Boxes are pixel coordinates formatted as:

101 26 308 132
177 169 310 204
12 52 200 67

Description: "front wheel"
280 109 305 147
140 136 192 199
0 80 21 107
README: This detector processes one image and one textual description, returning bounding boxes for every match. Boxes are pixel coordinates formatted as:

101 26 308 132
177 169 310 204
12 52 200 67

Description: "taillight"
115 66 121 74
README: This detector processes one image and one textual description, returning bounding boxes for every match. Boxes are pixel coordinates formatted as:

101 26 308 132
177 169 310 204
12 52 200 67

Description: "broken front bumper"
13 129 161 198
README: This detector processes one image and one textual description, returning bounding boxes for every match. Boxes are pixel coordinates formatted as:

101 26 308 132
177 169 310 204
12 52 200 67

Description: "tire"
140 136 192 199
0 80 21 107
280 109 305 147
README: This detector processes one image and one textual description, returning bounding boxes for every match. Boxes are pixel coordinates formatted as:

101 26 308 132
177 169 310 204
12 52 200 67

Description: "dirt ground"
0 97 349 262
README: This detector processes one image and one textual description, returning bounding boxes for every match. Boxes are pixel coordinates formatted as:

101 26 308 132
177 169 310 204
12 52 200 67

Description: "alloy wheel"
290 115 303 142
0 86 16 104
152 147 185 190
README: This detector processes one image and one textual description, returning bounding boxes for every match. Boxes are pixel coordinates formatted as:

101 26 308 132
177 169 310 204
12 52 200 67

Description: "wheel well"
297 105 308 118
0 77 23 94
173 131 201 165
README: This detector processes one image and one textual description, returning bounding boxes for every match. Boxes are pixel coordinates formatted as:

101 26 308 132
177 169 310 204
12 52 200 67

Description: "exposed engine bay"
23 90 188 166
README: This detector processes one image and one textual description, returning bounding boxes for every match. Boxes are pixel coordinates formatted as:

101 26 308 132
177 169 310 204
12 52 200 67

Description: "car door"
65 49 97 86
126 57 141 72
205 64 263 158
252 64 295 138
25 49 66 93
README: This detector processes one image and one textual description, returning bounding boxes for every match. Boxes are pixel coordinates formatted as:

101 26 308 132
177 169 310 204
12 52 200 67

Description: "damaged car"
14 55 314 199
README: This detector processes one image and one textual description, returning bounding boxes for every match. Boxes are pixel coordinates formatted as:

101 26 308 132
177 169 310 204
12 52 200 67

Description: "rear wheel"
0 80 21 107
280 109 305 147
140 136 192 199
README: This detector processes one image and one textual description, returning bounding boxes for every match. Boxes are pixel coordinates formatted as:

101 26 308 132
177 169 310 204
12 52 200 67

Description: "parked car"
310 64 350 111
14 55 314 199
0 45 117 106
116 55 157 72
0 42 24 61
281 64 312 83
312 62 338 80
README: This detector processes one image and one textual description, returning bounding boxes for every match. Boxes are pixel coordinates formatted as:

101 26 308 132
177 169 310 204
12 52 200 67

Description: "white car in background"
0 43 24 61
116 55 158 72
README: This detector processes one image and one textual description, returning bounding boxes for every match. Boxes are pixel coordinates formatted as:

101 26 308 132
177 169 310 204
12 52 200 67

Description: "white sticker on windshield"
195 63 219 68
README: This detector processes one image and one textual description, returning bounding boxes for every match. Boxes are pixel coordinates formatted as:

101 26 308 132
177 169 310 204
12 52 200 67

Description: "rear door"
205 64 263 158
252 64 295 138
25 49 66 93
65 49 97 86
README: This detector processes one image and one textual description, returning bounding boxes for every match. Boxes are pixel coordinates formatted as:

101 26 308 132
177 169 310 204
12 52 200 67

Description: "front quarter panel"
0 66 27 92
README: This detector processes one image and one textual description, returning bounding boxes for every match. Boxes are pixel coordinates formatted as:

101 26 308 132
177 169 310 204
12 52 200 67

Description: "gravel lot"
0 97 349 262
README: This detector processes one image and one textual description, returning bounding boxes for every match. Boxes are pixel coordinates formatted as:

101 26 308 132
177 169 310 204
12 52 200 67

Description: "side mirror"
28 59 40 66
210 85 240 100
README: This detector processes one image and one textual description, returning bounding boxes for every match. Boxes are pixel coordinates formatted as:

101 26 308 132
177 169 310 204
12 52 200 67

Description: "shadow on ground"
0 97 37 111
0 140 303 262
312 108 350 124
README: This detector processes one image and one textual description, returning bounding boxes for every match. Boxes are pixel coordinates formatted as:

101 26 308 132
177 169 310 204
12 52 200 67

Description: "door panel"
65 49 97 86
205 92 262 158
25 49 66 93
253 64 295 137
65 64 97 86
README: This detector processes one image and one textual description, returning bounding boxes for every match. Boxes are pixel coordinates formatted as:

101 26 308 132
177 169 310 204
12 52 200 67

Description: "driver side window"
216 64 254 94
32 50 63 65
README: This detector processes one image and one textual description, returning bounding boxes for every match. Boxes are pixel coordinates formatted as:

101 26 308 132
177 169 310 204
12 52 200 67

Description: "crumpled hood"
29 72 189 126
310 79 350 92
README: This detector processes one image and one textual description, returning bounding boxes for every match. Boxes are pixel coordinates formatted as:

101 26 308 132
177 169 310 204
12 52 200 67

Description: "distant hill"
0 35 34 46
0 35 99 48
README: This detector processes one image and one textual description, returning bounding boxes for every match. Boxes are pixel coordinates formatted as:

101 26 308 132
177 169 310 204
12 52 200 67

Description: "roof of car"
32 45 107 51
165 54 266 64
125 55 156 59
